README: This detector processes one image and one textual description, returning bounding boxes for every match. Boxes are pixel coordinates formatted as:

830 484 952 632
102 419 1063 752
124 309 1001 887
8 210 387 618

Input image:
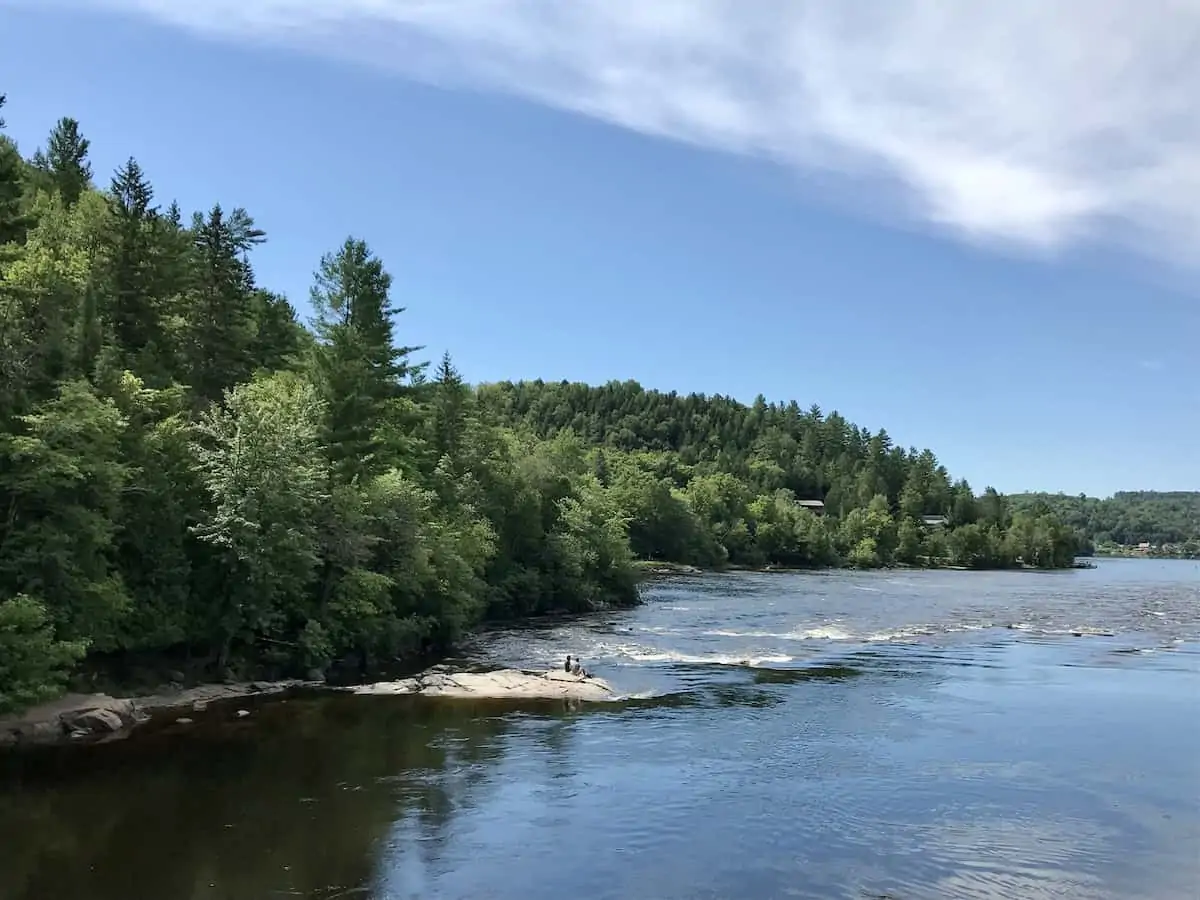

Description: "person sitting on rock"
571 658 583 677
564 654 572 673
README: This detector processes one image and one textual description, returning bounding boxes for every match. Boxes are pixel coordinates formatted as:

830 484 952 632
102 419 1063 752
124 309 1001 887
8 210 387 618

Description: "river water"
2 559 1198 900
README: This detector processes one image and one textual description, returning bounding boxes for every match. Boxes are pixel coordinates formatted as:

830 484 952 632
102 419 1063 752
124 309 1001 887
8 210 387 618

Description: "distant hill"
1007 491 1200 546
475 378 964 512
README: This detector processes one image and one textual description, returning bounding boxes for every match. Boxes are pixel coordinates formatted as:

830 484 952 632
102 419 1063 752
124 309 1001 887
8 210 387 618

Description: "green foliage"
0 95 1086 716
0 380 131 650
1009 491 1200 551
189 371 328 665
0 95 31 247
478 380 1081 572
0 595 88 714
31 117 93 207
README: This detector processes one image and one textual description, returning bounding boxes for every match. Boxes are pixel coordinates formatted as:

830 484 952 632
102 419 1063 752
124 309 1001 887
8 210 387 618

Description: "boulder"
351 678 420 696
65 705 129 735
0 694 141 746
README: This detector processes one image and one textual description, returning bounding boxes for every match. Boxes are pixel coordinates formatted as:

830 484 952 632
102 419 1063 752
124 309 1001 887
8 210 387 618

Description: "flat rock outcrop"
0 680 315 747
351 668 616 702
134 680 311 714
0 669 614 747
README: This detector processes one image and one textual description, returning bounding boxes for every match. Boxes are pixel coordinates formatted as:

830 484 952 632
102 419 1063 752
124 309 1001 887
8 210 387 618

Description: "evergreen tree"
104 158 164 374
35 117 93 207
309 237 419 484
247 288 305 372
430 351 468 467
182 205 262 403
0 94 28 246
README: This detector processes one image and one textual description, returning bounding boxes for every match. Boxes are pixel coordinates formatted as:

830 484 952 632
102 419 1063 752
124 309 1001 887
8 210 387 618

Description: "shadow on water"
0 695 529 900
750 663 863 686
0 651 931 900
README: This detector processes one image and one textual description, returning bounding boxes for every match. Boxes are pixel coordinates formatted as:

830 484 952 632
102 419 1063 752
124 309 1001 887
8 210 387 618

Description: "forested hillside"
475 380 1081 572
0 97 1080 715
1008 491 1200 554
0 99 639 713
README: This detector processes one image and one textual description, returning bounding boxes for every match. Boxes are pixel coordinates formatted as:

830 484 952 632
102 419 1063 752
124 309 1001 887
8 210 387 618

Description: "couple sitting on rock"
564 655 590 678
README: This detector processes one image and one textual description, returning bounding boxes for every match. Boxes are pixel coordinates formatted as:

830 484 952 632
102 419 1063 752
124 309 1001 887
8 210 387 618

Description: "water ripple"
3 561 1198 900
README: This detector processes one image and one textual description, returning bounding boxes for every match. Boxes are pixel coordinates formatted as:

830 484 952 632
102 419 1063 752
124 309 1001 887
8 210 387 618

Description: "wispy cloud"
20 0 1200 263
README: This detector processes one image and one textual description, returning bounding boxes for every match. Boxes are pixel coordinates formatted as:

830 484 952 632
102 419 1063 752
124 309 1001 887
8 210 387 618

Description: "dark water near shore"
2 559 1199 900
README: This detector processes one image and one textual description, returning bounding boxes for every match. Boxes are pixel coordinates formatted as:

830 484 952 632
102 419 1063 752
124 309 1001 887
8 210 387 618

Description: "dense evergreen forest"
1008 492 1200 556
0 98 1080 714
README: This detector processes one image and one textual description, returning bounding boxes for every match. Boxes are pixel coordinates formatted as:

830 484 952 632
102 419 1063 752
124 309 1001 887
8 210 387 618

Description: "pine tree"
104 158 164 372
0 94 27 246
247 288 304 372
36 117 92 207
309 237 420 483
431 351 468 466
182 205 263 403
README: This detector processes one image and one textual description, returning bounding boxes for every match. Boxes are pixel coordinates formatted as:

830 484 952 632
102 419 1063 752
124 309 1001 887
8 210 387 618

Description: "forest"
0 98 1081 714
1008 491 1200 556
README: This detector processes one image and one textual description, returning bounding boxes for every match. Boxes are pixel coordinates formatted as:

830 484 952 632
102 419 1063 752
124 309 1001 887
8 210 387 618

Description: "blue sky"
0 1 1195 497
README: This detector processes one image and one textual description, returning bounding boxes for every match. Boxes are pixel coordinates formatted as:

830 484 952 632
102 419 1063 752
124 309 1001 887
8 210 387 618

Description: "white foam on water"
618 648 794 667
614 690 662 700
791 625 856 641
700 625 857 642
1039 627 1116 637
702 628 778 638
865 625 938 642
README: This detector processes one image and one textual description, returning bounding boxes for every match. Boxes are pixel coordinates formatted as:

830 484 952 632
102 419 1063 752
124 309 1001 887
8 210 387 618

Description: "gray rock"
68 707 127 734
62 698 138 733
235 709 250 718
350 678 420 696
352 668 616 702
1 679 308 747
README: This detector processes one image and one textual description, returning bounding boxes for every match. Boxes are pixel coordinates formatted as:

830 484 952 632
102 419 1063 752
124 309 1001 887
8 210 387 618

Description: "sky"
0 0 1195 498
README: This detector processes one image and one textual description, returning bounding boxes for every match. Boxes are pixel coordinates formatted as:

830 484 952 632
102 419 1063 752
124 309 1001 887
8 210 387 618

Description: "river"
1 558 1198 900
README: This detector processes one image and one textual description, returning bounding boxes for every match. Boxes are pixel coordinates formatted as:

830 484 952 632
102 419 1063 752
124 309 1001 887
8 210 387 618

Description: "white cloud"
19 0 1200 262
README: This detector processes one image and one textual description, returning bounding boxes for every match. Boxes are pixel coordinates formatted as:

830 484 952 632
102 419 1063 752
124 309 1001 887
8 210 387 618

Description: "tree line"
1008 491 1200 556
478 380 1082 572
0 98 1080 714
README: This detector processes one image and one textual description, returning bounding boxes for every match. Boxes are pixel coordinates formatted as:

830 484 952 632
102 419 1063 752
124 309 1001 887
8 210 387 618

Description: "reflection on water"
1 559 1199 900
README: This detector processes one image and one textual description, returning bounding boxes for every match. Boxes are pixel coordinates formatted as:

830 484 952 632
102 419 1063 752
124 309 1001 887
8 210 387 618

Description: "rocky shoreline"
0 668 615 748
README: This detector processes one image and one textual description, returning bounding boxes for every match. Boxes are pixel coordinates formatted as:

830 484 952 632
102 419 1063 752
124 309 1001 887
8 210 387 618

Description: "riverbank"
0 680 316 747
6 557 1101 746
1095 549 1198 560
632 558 1094 577
0 667 615 748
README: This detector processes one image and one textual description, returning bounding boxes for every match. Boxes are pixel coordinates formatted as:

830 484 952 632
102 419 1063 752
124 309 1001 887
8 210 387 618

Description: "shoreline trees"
0 97 1081 714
